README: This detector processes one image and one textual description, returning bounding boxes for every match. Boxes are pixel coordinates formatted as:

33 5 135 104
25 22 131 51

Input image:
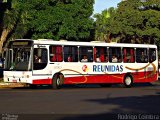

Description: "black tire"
123 75 133 88
52 73 64 89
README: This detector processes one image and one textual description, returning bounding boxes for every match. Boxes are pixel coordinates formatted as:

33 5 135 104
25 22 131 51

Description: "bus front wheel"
52 73 64 89
123 75 133 88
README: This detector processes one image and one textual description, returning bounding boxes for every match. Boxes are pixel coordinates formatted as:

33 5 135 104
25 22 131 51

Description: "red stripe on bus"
32 72 157 85
32 79 52 84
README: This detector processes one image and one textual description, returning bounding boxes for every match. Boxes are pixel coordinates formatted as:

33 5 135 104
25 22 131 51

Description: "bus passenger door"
32 47 48 76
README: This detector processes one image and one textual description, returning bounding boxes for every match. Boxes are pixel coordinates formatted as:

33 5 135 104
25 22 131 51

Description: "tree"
93 7 116 42
0 0 94 54
29 0 94 41
110 0 160 44
0 0 31 53
94 0 160 45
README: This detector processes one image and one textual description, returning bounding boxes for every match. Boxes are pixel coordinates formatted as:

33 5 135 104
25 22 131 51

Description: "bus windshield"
5 40 33 71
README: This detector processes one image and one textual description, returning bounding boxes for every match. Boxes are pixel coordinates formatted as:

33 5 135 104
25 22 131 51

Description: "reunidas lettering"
93 65 123 72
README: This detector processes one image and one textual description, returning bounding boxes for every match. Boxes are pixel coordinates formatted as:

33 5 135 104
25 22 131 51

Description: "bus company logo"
82 65 88 72
93 65 123 72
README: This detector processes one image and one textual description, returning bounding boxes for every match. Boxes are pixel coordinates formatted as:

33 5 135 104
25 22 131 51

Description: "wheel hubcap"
125 77 131 85
57 77 60 85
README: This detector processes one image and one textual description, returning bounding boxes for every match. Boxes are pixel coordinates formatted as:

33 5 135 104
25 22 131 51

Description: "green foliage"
0 0 34 40
94 0 160 46
23 0 94 41
93 7 116 42
0 0 94 45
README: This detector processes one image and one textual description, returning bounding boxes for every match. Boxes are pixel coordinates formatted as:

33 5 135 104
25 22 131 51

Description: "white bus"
3 39 158 89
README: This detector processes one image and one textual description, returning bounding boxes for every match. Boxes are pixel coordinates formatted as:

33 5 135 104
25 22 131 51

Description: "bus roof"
14 39 157 48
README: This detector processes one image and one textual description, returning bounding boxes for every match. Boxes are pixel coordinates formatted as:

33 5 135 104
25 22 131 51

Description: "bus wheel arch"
52 73 64 89
123 73 133 88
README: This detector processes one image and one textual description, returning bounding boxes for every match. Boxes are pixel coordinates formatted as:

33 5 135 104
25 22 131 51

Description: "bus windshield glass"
5 40 33 71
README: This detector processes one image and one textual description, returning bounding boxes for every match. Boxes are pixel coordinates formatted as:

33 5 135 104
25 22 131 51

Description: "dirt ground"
0 83 25 88
0 78 25 88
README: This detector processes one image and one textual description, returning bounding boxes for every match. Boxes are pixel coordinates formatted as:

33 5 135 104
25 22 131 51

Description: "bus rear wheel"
52 73 64 89
123 75 133 88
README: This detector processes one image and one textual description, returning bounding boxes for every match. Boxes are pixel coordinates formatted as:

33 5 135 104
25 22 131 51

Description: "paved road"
0 83 160 120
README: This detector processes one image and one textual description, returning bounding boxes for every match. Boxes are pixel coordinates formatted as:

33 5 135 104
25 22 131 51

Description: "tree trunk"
0 29 9 54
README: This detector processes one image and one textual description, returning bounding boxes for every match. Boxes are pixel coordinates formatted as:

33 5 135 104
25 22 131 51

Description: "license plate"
12 80 17 83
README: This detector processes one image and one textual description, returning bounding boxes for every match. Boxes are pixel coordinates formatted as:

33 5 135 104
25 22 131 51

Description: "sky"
93 0 122 14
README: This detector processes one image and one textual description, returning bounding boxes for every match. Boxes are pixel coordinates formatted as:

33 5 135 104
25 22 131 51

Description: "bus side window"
149 48 156 63
109 47 121 63
49 46 63 62
94 47 108 62
50 46 56 62
136 48 148 63
123 48 135 63
64 46 78 62
33 48 47 70
79 46 93 62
